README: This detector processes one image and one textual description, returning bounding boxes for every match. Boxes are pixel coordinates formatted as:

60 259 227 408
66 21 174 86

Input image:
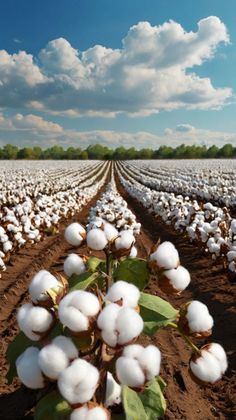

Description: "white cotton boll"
105 372 121 407
123 344 143 359
97 304 120 332
65 223 86 246
129 246 138 258
17 303 54 341
103 222 118 241
3 240 12 253
38 344 69 380
52 336 78 360
86 228 108 251
186 301 214 333
162 266 191 292
116 357 145 387
58 359 99 404
208 343 228 373
230 219 236 234
70 406 88 420
87 407 109 420
190 343 227 384
64 254 86 277
137 345 161 380
150 241 179 270
58 290 100 332
16 347 44 389
105 281 140 308
116 307 143 345
29 270 59 303
115 231 135 250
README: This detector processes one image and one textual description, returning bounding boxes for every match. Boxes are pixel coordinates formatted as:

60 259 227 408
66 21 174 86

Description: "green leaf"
139 292 178 335
139 378 166 419
69 272 99 291
157 376 167 392
122 385 147 420
114 258 149 290
87 256 104 273
34 391 72 419
6 332 40 384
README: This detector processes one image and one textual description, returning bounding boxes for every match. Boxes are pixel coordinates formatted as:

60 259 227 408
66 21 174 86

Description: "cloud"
0 17 232 116
0 113 235 149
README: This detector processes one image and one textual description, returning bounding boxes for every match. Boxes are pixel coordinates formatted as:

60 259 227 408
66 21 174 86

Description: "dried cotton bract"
190 343 227 384
116 344 161 388
58 358 99 404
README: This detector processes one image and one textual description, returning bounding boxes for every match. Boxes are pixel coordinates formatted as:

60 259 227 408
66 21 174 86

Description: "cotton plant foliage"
7 181 228 420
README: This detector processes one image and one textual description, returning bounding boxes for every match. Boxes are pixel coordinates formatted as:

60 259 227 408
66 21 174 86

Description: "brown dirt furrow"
116 173 236 420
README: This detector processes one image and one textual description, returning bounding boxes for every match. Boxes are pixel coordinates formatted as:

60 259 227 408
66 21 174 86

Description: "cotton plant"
6 214 228 420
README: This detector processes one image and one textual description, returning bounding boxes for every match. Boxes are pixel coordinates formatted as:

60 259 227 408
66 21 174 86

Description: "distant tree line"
0 143 236 160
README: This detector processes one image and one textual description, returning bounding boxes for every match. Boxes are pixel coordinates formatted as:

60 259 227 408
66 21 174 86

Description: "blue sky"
0 0 236 149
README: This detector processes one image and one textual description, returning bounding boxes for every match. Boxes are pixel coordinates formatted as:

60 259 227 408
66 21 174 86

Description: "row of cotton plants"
87 166 141 240
7 204 228 419
116 162 236 274
0 162 109 271
128 160 236 208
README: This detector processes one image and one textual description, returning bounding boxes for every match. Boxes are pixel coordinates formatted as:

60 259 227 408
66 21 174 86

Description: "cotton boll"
183 301 214 337
105 372 121 407
105 281 140 308
103 222 118 241
16 347 44 389
29 270 62 304
160 266 191 294
129 246 138 258
116 308 143 345
70 406 109 420
116 357 145 387
70 406 88 420
58 358 99 404
123 344 161 381
17 303 54 340
65 223 86 246
86 229 108 251
64 254 86 277
58 290 100 333
97 303 120 332
190 343 227 384
52 335 78 360
149 241 179 270
114 231 135 251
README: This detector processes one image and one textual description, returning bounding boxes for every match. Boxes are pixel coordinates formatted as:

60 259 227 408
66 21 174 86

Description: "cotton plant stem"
168 322 200 353
104 250 113 290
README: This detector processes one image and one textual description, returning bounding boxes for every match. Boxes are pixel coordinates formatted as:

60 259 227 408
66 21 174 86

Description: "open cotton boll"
105 280 140 308
58 290 100 333
97 303 143 347
149 241 179 270
16 347 44 389
105 372 121 407
103 222 118 241
38 336 78 380
123 344 161 381
70 405 109 420
64 254 86 277
129 246 138 258
185 301 213 336
29 270 61 304
190 343 227 384
58 358 99 404
17 303 54 340
160 265 191 294
64 223 86 246
116 357 145 388
86 228 108 251
114 231 135 250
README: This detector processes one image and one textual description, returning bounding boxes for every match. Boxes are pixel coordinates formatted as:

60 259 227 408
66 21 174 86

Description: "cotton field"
1 160 235 420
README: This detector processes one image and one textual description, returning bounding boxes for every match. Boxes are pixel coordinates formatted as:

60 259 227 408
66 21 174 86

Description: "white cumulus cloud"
0 17 232 117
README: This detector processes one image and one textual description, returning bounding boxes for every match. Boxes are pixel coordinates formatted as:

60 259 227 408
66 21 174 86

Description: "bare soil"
0 170 235 419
